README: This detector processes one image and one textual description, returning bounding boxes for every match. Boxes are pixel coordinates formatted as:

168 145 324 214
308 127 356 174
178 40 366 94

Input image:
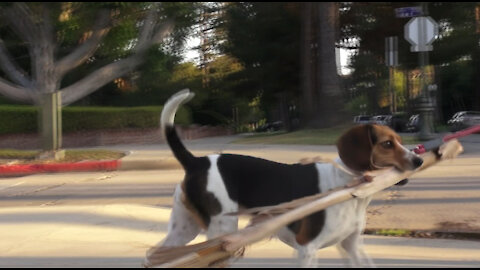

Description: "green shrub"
0 105 191 134
0 105 38 134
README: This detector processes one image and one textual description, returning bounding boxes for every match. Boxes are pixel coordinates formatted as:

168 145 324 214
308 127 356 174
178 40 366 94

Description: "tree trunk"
300 2 317 127
316 2 343 128
279 91 292 131
39 92 62 151
300 2 344 128
32 12 63 152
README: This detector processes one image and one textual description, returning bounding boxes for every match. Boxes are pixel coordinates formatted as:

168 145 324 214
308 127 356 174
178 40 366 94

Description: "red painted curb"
0 160 120 176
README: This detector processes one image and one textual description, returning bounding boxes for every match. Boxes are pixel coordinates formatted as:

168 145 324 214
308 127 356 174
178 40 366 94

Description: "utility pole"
416 2 435 140
404 2 438 140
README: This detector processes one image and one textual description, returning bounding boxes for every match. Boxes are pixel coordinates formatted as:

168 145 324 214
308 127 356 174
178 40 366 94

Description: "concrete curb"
118 157 181 171
0 155 181 177
0 160 119 176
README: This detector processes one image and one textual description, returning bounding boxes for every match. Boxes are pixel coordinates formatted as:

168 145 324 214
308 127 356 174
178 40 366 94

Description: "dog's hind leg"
337 230 375 267
159 184 202 247
143 185 202 267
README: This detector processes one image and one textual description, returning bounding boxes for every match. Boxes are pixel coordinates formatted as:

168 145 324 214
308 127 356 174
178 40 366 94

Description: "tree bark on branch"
0 39 32 88
55 9 112 78
0 77 34 103
60 18 175 105
60 56 143 105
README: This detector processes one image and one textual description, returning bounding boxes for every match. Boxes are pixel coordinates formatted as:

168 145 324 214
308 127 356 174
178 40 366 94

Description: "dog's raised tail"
160 89 196 168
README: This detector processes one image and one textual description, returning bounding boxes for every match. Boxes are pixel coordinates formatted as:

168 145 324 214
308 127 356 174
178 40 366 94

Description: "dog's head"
336 124 423 172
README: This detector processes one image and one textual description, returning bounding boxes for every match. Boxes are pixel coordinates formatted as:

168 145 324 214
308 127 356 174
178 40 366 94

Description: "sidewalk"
1 204 479 268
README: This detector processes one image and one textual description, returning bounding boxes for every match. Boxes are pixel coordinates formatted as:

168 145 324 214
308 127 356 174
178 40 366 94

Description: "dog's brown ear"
336 124 376 172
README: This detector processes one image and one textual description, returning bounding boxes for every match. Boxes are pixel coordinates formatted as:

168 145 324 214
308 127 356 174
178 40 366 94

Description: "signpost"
385 36 398 113
385 36 398 67
403 5 439 140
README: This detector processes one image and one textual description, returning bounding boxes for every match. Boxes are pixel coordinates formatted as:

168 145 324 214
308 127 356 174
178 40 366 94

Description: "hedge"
0 105 191 135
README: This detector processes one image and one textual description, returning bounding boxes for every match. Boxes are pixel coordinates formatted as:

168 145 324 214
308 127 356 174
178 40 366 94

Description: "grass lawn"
0 149 126 164
233 125 421 146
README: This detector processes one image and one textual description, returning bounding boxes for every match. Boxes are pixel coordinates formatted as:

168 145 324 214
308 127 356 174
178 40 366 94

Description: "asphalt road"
1 135 480 267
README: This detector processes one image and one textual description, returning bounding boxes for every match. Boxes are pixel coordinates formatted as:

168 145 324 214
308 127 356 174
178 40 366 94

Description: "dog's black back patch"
217 154 320 207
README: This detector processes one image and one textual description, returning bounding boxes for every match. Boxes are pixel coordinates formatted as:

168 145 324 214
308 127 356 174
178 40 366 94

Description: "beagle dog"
145 89 423 267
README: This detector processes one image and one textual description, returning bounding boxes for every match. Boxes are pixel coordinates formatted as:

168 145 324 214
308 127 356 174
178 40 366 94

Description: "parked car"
390 112 409 132
256 121 283 132
406 114 420 132
353 115 371 125
447 111 480 131
370 115 392 126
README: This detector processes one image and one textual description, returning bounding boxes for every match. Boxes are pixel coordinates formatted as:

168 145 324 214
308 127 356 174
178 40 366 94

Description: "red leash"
413 125 480 154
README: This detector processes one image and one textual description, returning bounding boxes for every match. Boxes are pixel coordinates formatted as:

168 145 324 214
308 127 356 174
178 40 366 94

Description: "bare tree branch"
151 19 175 45
0 39 32 88
55 9 112 77
60 7 176 106
135 3 161 53
0 2 176 106
1 3 39 44
59 55 143 106
0 77 35 103
38 3 56 47
135 4 174 53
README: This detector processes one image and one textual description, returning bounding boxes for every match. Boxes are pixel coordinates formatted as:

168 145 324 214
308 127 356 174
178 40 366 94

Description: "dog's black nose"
395 179 409 186
412 157 423 169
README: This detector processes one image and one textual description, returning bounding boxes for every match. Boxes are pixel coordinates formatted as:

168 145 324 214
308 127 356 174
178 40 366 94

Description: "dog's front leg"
297 245 318 268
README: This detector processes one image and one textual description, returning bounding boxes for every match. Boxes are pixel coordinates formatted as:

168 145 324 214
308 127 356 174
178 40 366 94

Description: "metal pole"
417 2 435 140
389 66 394 113
385 36 398 114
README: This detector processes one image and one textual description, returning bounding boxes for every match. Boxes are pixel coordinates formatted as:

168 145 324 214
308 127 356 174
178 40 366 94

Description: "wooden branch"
55 9 112 77
143 139 463 268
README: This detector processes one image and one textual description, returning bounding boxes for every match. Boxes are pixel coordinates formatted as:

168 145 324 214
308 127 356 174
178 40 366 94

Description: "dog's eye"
381 140 393 149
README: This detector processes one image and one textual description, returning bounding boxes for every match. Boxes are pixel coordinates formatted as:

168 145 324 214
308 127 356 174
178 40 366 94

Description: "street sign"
395 6 423 18
405 16 438 52
385 36 398 67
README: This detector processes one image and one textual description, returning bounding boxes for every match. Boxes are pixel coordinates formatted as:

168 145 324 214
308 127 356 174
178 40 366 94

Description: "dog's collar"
334 157 364 177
